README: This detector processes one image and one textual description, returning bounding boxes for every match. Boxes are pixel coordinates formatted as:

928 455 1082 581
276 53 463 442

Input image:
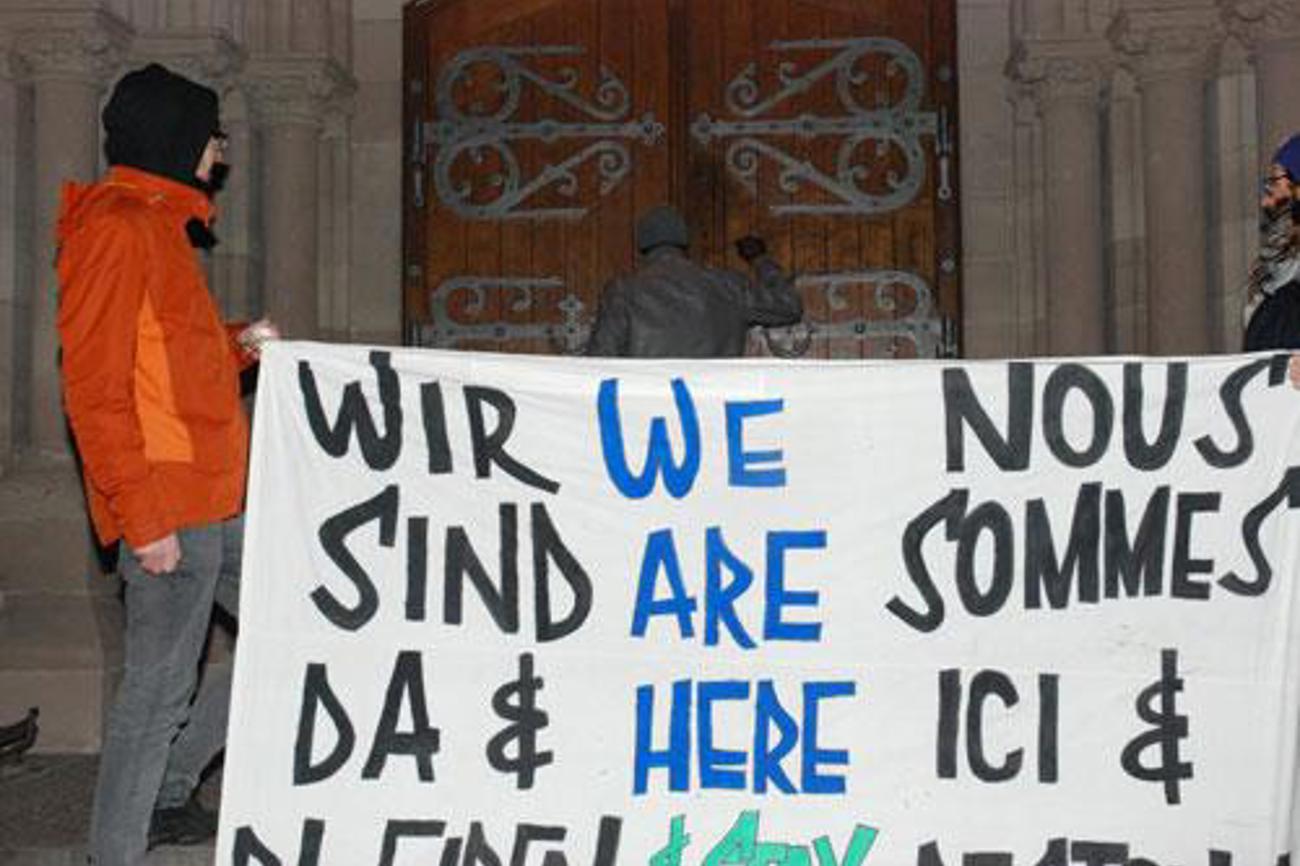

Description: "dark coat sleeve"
585 278 631 356
744 256 803 327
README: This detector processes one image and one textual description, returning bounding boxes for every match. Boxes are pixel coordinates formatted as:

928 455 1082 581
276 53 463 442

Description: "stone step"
0 845 216 865
0 590 122 753
0 754 221 865
0 462 121 755
0 461 104 596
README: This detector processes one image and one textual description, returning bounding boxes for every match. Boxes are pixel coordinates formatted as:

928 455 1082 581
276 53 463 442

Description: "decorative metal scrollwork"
426 45 664 220
419 268 944 359
692 38 938 215
419 277 590 353
762 269 944 357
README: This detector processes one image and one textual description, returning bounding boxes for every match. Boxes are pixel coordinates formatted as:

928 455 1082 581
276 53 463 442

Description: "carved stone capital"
1009 85 1040 126
241 55 356 129
1221 0 1300 50
1109 5 1226 81
1008 38 1114 105
129 30 245 92
0 8 131 86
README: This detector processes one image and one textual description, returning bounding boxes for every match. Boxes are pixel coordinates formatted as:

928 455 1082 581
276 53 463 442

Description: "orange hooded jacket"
57 165 253 549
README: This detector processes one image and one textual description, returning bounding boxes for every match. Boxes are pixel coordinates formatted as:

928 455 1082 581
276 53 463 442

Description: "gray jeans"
89 515 242 865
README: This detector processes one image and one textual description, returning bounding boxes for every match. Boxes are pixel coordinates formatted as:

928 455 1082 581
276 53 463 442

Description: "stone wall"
0 0 402 751
959 0 1300 359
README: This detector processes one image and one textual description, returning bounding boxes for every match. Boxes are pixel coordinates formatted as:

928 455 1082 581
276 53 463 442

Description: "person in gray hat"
585 204 803 357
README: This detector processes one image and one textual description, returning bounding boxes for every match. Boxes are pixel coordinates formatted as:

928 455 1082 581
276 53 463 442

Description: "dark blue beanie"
1273 134 1300 180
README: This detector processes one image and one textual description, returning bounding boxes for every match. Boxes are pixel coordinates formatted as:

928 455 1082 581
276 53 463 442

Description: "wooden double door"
403 0 959 358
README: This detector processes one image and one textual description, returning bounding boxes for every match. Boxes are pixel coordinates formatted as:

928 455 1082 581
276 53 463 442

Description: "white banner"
220 342 1300 866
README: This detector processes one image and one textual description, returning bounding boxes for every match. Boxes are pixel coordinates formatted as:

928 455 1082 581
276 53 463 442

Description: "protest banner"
218 342 1300 866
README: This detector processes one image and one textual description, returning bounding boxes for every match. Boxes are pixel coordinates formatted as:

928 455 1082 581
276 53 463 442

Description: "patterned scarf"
1243 202 1300 325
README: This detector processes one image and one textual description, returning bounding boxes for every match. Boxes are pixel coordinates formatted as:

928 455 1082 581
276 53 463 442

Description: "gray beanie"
636 205 689 253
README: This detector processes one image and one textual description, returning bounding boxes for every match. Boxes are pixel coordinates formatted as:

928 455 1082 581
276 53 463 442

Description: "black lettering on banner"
314 485 399 632
362 650 442 781
1208 855 1294 866
294 664 356 785
466 822 505 866
441 836 465 866
1211 854 1292 866
511 824 568 866
408 516 429 621
591 816 624 866
232 819 325 866
298 350 402 470
1042 365 1112 468
1220 466 1300 596
966 856 1013 866
914 843 1016 866
1070 843 1128 866
1025 483 1101 609
1120 648 1192 805
1123 363 1186 471
532 502 594 642
487 652 554 790
422 381 453 474
889 490 965 632
379 820 447 866
916 841 945 866
1038 674 1060 783
1104 488 1169 599
943 363 1034 472
955 500 1014 617
937 669 1058 784
1193 358 1271 469
967 670 1022 782
465 387 560 493
445 504 521 634
1034 838 1068 866
936 669 960 779
232 827 282 866
1171 493 1220 600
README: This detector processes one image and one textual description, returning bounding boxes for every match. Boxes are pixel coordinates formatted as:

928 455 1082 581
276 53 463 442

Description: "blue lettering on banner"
726 400 788 487
765 531 827 643
633 679 856 794
598 378 701 499
630 529 827 647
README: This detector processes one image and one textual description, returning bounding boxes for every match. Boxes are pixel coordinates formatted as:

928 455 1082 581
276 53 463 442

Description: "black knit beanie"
103 63 220 191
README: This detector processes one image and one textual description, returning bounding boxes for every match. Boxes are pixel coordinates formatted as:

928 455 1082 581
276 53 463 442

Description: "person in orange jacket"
56 63 277 864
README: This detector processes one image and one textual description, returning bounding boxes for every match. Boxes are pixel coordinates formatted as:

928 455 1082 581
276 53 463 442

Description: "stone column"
319 110 352 340
244 57 353 339
6 12 129 460
1009 86 1049 356
1223 0 1300 161
1111 5 1224 355
0 47 29 474
1010 40 1112 355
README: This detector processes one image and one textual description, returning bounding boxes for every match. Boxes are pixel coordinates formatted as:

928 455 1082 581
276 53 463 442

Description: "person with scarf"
1244 134 1300 352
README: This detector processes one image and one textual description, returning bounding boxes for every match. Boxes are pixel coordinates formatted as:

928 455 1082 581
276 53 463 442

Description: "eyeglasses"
1263 172 1293 193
